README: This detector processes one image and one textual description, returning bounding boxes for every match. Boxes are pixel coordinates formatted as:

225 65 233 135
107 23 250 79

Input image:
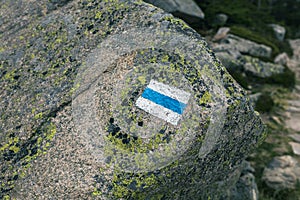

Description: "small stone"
271 116 282 125
289 142 300 155
212 27 230 42
274 52 289 66
289 134 300 143
269 24 286 41
213 13 228 26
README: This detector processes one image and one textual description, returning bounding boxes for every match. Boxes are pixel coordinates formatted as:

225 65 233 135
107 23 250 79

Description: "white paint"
135 97 182 125
147 79 190 104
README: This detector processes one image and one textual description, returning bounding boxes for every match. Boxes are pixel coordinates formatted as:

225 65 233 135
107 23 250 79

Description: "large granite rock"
212 34 272 58
0 0 265 199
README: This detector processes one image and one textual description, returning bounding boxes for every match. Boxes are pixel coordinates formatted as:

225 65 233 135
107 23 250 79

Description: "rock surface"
262 156 300 191
0 0 265 199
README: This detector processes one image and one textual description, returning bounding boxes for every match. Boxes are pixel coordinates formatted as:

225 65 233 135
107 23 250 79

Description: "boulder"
262 156 300 191
269 24 286 41
144 0 204 21
212 34 272 58
241 55 285 78
0 0 265 199
213 13 228 26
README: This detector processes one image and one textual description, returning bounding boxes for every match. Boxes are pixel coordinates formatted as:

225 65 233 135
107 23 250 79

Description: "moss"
162 16 190 29
199 91 212 105
230 26 281 57
137 75 146 85
34 112 43 120
247 66 296 89
266 66 295 89
255 93 274 113
228 70 249 89
92 188 102 196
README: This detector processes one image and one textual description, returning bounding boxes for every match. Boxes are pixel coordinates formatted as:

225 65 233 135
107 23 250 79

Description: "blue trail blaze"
141 88 187 114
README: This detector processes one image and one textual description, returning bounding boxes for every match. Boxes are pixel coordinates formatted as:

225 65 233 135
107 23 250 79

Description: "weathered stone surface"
0 0 265 199
212 34 272 58
144 0 204 19
269 24 286 41
262 156 300 191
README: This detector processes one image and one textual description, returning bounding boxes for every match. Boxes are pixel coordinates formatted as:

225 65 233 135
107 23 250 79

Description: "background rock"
226 161 259 200
262 156 300 191
274 52 289 66
241 55 285 78
289 142 300 155
212 34 272 58
144 0 204 23
213 13 228 26
269 24 286 42
212 27 230 41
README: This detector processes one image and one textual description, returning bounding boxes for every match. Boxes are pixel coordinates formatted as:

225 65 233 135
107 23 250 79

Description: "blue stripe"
141 88 187 114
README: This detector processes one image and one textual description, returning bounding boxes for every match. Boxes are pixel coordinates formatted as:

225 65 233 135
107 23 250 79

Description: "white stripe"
147 80 190 104
135 97 182 125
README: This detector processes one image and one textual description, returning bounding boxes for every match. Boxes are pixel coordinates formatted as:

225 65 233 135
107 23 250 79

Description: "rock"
289 134 300 143
212 34 272 58
226 161 259 200
289 142 300 155
0 0 265 199
274 52 289 66
285 113 300 132
241 56 285 78
262 156 300 191
213 13 228 26
212 27 230 42
289 39 300 63
270 116 282 125
269 24 286 41
214 50 242 71
144 0 204 20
